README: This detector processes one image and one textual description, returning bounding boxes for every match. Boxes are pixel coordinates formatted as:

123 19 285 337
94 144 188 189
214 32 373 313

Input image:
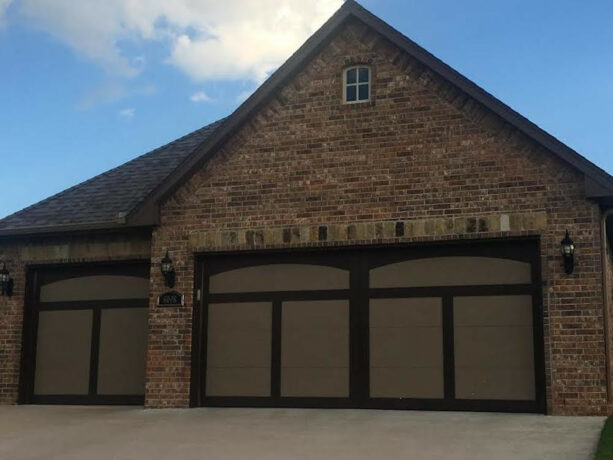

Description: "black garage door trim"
19 260 150 405
192 238 546 413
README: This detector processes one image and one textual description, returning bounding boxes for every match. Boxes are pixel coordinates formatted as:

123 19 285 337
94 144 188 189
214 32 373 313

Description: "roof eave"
0 220 154 240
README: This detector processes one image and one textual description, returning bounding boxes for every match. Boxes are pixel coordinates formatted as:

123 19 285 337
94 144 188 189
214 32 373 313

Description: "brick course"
147 18 610 414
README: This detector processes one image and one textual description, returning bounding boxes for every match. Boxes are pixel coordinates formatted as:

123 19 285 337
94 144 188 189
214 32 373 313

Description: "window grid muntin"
344 65 370 104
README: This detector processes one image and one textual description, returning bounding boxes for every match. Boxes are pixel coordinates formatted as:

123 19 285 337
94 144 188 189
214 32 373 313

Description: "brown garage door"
21 262 150 405
193 240 545 413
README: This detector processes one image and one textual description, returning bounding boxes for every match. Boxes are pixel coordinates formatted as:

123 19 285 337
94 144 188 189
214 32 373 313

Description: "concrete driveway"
0 406 604 460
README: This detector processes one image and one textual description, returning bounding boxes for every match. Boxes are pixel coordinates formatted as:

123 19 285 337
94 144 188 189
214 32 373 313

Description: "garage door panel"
206 368 271 397
282 329 349 367
369 297 444 399
281 301 349 396
369 298 443 368
207 303 272 368
281 301 349 368
282 300 348 329
370 367 444 399
455 368 536 400
454 326 535 368
34 310 93 395
207 328 272 367
97 308 149 395
454 295 536 401
208 302 273 327
281 368 349 397
454 296 533 326
370 298 442 327
369 327 443 367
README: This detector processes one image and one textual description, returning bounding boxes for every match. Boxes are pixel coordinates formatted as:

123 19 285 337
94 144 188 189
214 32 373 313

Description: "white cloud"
118 107 135 119
78 82 127 109
12 0 343 81
77 82 156 109
190 91 212 103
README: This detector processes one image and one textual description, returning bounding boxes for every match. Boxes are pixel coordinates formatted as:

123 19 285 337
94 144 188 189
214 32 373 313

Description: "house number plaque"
157 291 185 307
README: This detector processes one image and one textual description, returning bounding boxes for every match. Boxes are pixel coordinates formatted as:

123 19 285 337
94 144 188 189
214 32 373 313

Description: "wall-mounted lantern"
160 251 175 288
0 263 14 297
560 230 575 275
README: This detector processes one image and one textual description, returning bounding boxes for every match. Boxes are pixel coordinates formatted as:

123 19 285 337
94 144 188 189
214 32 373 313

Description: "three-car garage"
18 239 544 413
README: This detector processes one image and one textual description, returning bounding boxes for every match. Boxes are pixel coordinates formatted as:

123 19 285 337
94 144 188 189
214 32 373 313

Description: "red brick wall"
146 18 610 414
146 230 195 407
0 243 24 404
606 233 613 402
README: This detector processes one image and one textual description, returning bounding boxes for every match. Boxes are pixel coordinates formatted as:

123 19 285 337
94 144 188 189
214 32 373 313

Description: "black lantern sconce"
0 263 14 297
560 230 575 275
160 251 175 288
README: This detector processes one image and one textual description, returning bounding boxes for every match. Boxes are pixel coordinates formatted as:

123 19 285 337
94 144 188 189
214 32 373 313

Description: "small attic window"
344 66 370 103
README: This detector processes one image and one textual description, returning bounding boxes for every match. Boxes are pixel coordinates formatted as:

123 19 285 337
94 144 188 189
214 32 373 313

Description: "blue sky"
0 0 612 219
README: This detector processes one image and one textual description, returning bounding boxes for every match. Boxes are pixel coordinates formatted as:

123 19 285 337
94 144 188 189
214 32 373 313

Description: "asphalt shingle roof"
0 118 224 233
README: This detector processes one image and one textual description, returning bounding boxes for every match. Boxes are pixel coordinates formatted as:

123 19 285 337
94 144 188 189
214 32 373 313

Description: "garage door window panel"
40 275 149 302
370 257 531 288
209 264 349 293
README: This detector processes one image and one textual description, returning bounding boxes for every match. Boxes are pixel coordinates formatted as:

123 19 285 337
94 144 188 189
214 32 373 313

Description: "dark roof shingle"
0 118 224 234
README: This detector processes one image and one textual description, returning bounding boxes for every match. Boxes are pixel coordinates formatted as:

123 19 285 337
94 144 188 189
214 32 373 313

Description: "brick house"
1 1 613 415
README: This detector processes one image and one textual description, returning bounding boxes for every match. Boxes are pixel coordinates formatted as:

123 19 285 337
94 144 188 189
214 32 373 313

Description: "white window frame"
343 65 371 104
